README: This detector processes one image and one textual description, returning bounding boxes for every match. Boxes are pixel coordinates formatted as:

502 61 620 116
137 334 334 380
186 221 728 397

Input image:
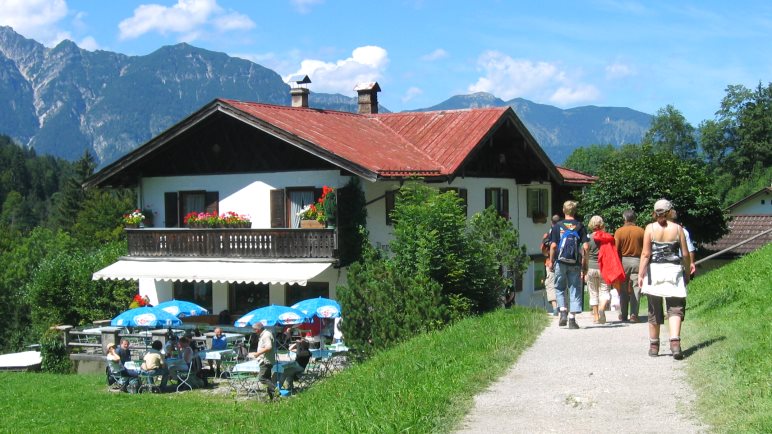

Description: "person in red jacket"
583 215 625 324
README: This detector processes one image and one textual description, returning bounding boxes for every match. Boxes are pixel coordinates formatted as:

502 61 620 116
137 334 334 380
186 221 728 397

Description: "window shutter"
502 189 509 217
270 189 286 228
164 192 178 227
458 188 468 216
385 190 395 226
484 188 492 209
205 191 219 215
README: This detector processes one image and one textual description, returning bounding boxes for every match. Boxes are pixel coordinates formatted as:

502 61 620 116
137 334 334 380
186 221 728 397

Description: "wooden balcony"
126 228 337 259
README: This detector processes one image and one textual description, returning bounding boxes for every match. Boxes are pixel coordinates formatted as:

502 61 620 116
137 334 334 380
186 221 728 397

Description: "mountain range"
0 26 652 166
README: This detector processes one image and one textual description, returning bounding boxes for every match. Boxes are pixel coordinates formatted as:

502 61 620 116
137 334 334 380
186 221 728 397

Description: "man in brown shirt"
614 209 645 322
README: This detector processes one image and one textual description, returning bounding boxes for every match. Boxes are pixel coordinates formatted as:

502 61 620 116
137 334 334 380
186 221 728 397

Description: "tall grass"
684 243 772 433
0 307 547 433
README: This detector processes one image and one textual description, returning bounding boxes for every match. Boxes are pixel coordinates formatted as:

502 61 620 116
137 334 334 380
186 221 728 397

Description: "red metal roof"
556 166 597 185
221 99 510 178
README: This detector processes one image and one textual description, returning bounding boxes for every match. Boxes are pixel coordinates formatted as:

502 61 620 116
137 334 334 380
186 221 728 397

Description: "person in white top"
333 317 344 344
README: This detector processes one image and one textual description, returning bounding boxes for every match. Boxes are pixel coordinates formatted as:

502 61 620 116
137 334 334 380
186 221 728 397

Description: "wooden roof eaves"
216 103 379 183
83 99 224 189
84 99 380 188
502 108 562 183
447 108 562 184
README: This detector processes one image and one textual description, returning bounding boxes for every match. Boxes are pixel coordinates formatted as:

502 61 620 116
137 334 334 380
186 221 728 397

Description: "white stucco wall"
134 172 552 310
731 190 772 215
139 170 349 228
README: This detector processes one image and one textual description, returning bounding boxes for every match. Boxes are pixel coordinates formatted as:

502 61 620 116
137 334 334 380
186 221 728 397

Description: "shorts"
647 295 686 325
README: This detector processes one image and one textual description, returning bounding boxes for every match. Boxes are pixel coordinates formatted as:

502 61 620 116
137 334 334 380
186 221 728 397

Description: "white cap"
654 199 672 215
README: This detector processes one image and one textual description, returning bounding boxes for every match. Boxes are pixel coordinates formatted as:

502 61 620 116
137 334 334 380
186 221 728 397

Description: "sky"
1 0 770 125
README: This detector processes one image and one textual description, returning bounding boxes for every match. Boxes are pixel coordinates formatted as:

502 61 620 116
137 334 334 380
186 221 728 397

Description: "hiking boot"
649 340 660 357
568 318 579 329
558 311 567 327
670 338 683 360
629 314 639 323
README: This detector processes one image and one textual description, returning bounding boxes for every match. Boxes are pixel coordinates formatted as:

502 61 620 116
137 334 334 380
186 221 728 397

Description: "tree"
699 82 772 202
642 105 698 160
580 146 728 245
562 144 618 175
51 150 95 231
72 188 135 249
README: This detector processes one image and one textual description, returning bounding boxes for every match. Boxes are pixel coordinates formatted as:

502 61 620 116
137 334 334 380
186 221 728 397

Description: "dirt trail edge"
455 311 707 434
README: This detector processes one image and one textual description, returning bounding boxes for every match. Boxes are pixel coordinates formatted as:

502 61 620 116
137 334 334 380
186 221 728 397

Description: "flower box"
300 219 325 229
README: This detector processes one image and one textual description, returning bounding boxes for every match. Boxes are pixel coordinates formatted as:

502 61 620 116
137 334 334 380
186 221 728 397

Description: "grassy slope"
684 243 772 433
0 307 548 433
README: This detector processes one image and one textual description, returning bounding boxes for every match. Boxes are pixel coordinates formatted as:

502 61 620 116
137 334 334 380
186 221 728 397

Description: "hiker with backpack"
549 200 589 329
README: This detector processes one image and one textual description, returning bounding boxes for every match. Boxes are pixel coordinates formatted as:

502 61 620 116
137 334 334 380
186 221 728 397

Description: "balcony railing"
126 228 336 259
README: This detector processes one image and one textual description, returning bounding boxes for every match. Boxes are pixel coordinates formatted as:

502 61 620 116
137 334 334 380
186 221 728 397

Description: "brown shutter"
385 190 395 226
484 188 492 209
270 189 286 228
164 192 178 227
502 189 509 218
205 191 219 215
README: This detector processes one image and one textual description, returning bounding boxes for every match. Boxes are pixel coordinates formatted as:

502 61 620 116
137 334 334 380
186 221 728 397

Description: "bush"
39 328 72 374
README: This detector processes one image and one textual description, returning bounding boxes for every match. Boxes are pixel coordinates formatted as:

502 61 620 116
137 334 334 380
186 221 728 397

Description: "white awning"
92 260 332 286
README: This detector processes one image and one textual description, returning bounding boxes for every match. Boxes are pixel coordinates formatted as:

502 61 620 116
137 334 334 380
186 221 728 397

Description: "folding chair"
218 351 238 379
106 359 127 392
138 372 161 393
175 361 196 392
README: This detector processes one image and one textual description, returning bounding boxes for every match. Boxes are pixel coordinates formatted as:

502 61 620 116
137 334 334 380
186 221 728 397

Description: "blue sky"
1 0 770 125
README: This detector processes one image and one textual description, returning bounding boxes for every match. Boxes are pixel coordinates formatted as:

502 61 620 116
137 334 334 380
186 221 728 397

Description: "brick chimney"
288 75 311 108
354 82 381 114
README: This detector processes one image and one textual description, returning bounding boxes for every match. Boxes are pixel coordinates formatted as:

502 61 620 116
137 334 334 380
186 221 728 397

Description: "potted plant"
297 204 324 228
319 186 337 228
221 211 251 228
122 209 145 228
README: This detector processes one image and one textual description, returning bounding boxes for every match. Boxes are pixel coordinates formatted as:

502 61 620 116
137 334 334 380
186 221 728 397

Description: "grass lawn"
683 243 772 433
0 307 548 433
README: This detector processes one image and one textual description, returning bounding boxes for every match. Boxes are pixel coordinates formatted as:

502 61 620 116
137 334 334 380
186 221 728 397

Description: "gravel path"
455 311 707 434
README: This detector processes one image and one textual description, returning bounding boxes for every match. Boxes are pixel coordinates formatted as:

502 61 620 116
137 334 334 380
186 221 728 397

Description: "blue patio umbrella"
233 305 309 328
111 306 183 328
155 299 209 318
291 297 341 319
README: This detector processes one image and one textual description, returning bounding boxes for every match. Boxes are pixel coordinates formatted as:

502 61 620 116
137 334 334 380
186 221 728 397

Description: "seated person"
207 327 227 376
276 326 293 350
115 339 132 364
168 336 204 388
140 340 169 390
280 339 312 391
105 343 138 388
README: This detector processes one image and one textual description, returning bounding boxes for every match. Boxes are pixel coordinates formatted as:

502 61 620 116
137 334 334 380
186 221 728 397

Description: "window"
285 282 329 307
385 190 396 225
439 187 468 217
526 188 549 218
270 187 322 228
484 188 509 218
164 190 218 227
228 283 269 315
173 281 213 312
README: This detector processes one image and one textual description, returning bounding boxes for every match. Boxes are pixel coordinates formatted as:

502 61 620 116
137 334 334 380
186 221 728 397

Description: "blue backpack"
557 228 581 264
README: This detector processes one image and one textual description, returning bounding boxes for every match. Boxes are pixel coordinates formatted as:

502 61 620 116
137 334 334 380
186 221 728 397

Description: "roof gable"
87 98 565 187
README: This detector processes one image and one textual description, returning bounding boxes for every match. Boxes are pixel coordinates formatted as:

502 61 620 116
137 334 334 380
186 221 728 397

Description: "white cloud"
420 48 448 61
0 0 68 44
605 62 635 79
290 0 324 14
213 12 255 31
285 46 389 95
78 36 99 51
402 86 423 103
118 0 254 41
550 85 600 105
468 50 599 106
